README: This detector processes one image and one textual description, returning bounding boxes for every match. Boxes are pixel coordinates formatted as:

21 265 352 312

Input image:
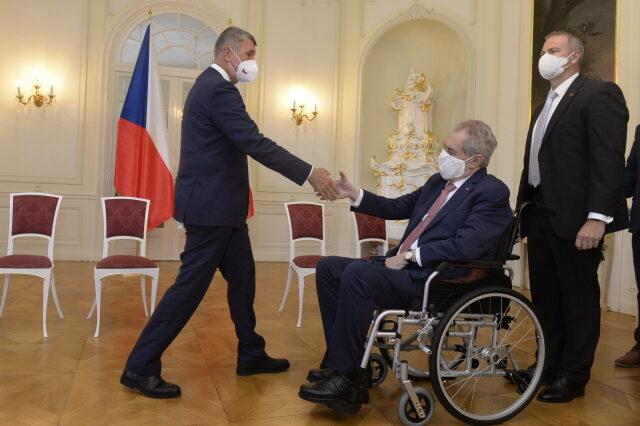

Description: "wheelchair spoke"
429 289 546 424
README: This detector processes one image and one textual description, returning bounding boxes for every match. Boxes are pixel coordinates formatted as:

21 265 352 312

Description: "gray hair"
214 26 257 56
454 120 497 168
545 30 584 62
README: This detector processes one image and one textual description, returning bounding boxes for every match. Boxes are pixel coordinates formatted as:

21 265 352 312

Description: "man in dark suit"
615 124 640 368
298 120 512 410
121 26 337 399
516 31 629 402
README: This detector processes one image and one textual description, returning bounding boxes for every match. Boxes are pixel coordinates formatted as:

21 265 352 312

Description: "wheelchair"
360 202 546 425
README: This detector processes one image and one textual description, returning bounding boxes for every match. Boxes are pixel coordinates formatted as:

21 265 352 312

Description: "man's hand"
308 168 338 201
575 219 605 250
385 253 408 270
335 171 360 200
316 170 360 201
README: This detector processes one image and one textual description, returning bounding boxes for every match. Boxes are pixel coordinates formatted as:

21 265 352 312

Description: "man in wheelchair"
298 120 513 414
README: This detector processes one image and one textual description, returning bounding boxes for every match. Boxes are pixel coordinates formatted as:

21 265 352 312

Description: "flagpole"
148 9 152 24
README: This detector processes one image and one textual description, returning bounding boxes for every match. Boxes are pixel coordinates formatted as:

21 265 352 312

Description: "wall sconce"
16 81 55 107
290 100 318 125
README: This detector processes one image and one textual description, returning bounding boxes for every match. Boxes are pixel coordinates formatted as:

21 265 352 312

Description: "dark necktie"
398 182 456 254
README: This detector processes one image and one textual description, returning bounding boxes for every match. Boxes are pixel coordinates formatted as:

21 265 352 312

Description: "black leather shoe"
298 370 368 405
120 368 181 399
536 377 585 403
307 367 335 382
504 362 554 392
236 354 290 376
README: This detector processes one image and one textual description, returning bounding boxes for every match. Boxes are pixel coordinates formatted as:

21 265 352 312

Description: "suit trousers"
526 201 602 386
630 232 640 350
316 256 423 372
126 224 265 376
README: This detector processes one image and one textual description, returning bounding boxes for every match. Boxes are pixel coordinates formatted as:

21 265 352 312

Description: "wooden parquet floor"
0 261 639 425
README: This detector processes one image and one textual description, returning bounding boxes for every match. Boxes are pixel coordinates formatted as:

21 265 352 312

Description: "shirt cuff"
415 248 422 267
307 166 314 181
588 212 613 224
349 189 364 207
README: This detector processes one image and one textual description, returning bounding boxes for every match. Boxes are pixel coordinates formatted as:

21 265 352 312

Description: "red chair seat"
292 255 324 269
96 255 157 269
0 254 52 269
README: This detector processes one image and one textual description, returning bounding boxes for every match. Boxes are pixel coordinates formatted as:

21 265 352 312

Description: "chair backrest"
351 212 388 258
284 202 325 261
493 215 518 263
494 200 544 263
7 193 63 260
101 197 150 257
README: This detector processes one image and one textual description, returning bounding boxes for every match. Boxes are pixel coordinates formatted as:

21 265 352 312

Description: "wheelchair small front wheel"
397 386 435 425
369 353 388 387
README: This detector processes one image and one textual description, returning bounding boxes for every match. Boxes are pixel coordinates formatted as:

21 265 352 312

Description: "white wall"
0 0 637 317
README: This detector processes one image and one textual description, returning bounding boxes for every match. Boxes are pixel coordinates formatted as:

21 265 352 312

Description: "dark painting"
531 0 616 110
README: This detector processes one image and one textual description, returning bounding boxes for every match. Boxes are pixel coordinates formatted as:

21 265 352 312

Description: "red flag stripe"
115 118 174 229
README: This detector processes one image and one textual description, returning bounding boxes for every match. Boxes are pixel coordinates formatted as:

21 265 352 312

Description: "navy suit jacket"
174 67 312 227
353 169 512 282
624 125 640 233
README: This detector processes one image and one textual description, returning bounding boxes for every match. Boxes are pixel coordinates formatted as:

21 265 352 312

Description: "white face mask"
538 51 576 80
438 150 477 180
230 48 259 83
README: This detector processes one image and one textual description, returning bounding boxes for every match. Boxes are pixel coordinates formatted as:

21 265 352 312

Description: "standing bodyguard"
615 124 640 368
121 26 337 398
517 31 629 402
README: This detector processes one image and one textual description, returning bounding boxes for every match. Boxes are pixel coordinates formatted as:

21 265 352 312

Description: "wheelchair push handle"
515 200 555 217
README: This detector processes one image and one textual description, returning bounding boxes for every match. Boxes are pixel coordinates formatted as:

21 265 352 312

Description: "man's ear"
571 50 581 65
470 155 484 168
222 45 233 62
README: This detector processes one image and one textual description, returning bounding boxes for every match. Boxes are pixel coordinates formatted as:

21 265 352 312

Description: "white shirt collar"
211 63 231 82
552 72 579 98
449 174 472 189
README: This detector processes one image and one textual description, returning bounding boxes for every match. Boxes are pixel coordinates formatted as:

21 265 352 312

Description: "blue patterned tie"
529 90 558 187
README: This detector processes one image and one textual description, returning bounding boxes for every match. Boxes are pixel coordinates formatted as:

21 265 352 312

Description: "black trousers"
316 256 423 372
631 232 640 350
526 203 602 386
126 224 265 376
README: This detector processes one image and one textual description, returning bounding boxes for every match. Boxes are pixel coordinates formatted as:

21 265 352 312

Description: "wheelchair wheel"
429 286 545 425
397 386 435 425
369 353 388 387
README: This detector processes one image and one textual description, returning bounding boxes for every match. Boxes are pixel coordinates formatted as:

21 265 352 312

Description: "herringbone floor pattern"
0 261 638 425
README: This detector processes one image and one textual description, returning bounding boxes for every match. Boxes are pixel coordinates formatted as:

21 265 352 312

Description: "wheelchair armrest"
433 259 505 271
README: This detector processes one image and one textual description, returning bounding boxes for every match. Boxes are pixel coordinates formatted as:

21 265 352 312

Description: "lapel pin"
569 93 575 97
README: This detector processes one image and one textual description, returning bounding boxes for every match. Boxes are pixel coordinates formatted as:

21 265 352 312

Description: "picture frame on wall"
531 0 616 110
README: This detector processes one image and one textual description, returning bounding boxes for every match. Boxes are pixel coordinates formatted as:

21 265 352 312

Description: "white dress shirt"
530 72 611 224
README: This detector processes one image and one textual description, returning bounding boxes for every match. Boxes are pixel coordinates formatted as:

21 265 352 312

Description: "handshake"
307 168 359 202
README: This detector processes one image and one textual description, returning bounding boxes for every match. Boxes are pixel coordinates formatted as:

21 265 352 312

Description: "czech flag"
115 24 173 230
